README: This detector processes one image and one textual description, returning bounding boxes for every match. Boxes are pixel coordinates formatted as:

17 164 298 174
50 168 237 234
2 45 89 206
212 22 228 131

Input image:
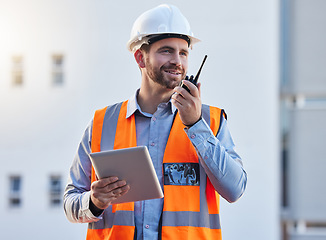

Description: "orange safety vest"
87 100 224 240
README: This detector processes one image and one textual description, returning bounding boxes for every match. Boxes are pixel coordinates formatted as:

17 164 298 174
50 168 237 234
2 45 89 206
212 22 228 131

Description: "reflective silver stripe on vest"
199 105 212 220
201 105 221 230
88 207 135 229
100 102 123 151
199 162 209 212
201 104 211 126
162 211 221 229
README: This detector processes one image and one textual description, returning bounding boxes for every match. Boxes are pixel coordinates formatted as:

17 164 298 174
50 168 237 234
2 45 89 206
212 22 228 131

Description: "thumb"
197 82 201 97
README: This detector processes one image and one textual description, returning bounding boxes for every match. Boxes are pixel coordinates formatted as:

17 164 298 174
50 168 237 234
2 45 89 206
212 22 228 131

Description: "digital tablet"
89 146 164 204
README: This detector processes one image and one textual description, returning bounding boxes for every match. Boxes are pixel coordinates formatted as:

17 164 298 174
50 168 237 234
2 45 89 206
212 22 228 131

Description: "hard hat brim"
127 33 200 52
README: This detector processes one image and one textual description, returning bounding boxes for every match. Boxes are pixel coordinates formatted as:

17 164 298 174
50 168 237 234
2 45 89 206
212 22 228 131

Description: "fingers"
172 82 200 109
93 177 127 193
110 184 130 197
94 176 118 188
178 80 200 97
91 177 130 209
172 80 202 126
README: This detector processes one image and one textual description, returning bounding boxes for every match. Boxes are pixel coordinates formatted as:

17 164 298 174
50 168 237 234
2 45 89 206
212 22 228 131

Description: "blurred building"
280 0 326 239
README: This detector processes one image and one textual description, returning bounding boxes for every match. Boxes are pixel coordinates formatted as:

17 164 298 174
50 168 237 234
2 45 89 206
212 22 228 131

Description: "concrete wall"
0 0 280 239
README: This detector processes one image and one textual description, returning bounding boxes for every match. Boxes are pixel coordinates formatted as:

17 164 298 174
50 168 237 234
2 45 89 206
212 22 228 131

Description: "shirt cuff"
184 118 217 156
79 191 103 222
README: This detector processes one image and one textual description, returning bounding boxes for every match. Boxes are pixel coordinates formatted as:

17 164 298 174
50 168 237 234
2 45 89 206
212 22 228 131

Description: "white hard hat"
127 4 200 52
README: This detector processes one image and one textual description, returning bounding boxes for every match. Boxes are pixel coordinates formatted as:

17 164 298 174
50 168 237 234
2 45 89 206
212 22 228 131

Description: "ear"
134 49 145 68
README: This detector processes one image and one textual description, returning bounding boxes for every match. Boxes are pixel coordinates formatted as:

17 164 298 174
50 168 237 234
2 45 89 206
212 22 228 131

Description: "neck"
137 81 173 114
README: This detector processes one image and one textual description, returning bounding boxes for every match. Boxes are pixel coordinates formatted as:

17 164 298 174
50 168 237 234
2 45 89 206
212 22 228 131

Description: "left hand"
171 80 202 126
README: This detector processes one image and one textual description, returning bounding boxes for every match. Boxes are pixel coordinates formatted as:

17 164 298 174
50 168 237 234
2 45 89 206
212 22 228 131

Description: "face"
142 38 189 89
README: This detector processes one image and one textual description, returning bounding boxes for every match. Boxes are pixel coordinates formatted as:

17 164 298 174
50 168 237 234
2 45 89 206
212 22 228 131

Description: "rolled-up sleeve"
185 117 247 203
63 121 102 223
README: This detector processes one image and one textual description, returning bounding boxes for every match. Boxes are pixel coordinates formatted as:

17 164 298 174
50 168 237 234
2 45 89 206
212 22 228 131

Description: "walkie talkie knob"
188 75 195 84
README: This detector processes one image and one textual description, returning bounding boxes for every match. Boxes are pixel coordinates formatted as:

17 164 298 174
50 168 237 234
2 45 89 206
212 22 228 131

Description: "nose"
169 53 182 66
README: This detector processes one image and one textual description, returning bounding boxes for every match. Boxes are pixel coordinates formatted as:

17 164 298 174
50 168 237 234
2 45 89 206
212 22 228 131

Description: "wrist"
89 196 104 217
185 116 202 128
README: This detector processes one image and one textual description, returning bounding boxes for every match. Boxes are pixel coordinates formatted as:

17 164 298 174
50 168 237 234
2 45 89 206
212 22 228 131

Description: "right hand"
90 176 130 210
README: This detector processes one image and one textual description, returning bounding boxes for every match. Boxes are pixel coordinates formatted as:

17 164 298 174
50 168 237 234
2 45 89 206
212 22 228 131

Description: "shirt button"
204 156 208 160
145 224 149 229
152 116 157 121
150 142 155 146
191 134 196 139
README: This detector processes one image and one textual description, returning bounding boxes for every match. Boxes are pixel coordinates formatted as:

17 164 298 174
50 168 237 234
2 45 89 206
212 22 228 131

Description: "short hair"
140 43 150 53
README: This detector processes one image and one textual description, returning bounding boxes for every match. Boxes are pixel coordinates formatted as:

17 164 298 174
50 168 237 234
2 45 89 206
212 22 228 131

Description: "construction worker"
64 4 247 240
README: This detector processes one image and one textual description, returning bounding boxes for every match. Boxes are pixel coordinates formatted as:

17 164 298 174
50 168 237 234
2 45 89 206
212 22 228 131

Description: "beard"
145 57 187 89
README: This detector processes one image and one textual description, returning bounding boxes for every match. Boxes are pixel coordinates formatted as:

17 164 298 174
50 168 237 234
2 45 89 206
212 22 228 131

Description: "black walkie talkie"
180 55 207 93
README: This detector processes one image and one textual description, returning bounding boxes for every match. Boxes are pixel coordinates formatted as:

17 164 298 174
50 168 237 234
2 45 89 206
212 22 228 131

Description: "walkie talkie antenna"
180 55 208 93
193 55 208 85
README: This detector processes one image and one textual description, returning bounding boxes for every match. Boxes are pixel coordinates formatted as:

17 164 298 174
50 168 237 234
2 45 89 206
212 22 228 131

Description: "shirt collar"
126 89 177 118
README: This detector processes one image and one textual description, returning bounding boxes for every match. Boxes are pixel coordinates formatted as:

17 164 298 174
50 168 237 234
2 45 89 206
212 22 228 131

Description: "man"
64 4 247 240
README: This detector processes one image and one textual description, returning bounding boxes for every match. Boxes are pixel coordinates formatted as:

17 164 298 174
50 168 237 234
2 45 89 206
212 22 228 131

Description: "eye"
160 49 171 54
180 51 188 57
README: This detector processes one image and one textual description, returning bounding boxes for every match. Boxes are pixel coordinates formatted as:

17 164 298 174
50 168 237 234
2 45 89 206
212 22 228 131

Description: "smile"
165 70 181 75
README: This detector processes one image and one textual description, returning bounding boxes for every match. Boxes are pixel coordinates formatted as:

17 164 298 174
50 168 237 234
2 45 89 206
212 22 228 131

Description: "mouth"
164 69 182 76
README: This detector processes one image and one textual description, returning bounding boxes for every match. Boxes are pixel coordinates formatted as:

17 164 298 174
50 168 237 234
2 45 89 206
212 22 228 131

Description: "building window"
49 175 62 206
52 54 64 85
9 175 22 207
12 56 23 86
